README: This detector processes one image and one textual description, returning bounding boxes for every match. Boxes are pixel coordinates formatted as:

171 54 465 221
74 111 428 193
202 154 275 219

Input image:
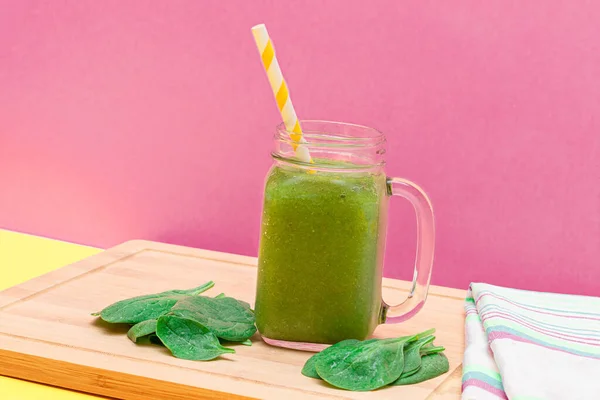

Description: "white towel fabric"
462 283 600 400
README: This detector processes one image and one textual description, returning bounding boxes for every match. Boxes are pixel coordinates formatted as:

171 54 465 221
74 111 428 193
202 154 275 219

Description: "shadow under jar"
255 120 435 351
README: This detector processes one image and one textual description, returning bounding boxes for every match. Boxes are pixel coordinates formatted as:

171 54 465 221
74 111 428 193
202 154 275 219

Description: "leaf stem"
191 281 215 295
421 345 445 355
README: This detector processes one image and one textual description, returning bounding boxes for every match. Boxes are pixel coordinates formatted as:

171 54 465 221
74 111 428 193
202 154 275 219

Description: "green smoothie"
255 164 388 344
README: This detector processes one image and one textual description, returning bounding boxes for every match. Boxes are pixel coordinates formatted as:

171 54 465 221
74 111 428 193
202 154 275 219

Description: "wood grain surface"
0 240 466 399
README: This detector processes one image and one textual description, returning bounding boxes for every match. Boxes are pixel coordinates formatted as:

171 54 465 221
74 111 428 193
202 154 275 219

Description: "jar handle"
382 177 435 323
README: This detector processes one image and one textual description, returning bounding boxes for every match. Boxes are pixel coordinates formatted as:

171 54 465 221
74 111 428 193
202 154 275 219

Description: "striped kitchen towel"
462 283 600 400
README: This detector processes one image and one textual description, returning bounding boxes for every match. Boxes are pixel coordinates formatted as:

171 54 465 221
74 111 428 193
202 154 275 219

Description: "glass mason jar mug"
255 120 435 350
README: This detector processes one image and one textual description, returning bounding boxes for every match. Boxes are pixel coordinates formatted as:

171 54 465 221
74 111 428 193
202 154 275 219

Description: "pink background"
1 1 599 295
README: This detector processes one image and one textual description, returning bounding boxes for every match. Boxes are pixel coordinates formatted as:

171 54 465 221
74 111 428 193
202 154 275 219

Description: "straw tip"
251 23 267 32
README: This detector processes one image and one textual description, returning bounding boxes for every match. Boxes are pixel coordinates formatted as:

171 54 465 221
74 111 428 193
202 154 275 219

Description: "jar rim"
273 120 386 171
275 120 386 149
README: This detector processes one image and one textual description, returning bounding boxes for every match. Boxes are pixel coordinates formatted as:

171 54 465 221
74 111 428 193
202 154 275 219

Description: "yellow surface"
0 230 104 400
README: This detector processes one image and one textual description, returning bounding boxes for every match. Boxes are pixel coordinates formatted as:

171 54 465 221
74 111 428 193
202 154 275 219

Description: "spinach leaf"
148 334 164 346
168 296 256 342
421 345 445 356
400 335 435 378
314 336 414 391
127 319 158 343
392 352 449 385
92 281 215 324
301 354 322 379
301 339 360 379
238 299 253 313
211 293 252 310
303 330 435 390
156 314 235 360
220 338 253 346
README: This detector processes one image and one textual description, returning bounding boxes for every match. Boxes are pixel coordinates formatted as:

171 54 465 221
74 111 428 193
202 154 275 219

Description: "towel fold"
462 283 600 400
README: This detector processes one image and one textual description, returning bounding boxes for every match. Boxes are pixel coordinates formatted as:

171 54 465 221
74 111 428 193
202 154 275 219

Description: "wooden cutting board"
0 240 466 399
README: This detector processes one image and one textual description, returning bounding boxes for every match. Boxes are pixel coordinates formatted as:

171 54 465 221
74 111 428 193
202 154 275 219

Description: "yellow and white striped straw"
251 24 312 164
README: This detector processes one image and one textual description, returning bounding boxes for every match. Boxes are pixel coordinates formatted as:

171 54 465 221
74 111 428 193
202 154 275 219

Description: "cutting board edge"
0 332 355 400
0 346 255 400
